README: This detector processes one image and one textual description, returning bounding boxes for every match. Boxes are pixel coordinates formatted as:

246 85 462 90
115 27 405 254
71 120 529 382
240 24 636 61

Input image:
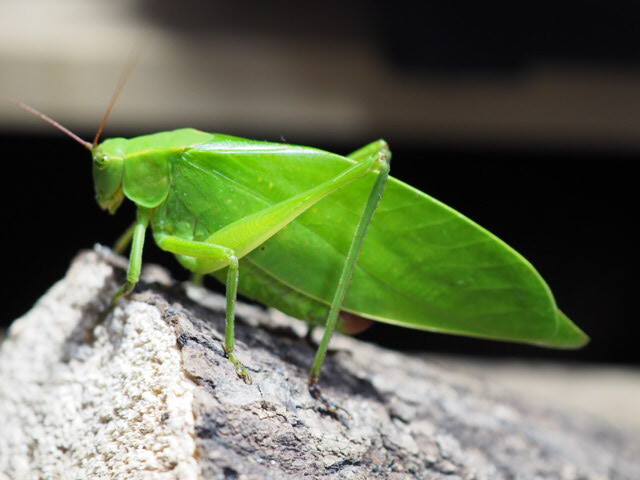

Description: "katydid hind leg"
155 149 386 385
156 145 387 391
203 147 383 261
155 234 252 384
308 148 390 411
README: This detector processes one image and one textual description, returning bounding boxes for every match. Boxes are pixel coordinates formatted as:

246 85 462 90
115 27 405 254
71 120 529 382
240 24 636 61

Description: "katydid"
16 96 588 410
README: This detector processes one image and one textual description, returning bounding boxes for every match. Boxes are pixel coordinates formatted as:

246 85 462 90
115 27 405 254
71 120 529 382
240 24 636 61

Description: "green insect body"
17 89 588 408
90 127 588 394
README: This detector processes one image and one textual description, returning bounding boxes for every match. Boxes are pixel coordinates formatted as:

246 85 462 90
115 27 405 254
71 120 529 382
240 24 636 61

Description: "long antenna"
12 99 92 149
92 46 141 148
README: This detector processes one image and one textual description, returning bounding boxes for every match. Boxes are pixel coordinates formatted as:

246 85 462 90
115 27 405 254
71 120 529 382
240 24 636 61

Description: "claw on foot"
225 350 253 385
111 281 136 308
96 281 136 325
308 380 352 419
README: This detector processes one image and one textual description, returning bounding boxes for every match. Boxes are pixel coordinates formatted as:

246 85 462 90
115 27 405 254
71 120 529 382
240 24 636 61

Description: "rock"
1 246 638 480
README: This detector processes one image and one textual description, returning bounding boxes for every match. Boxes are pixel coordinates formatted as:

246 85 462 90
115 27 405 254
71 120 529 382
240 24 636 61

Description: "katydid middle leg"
155 234 252 383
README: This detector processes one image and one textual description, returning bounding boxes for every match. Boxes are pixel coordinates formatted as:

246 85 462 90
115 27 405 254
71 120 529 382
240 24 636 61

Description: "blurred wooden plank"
444 358 640 430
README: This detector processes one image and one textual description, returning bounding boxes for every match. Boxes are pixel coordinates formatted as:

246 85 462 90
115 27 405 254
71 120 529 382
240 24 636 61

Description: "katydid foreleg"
111 207 151 306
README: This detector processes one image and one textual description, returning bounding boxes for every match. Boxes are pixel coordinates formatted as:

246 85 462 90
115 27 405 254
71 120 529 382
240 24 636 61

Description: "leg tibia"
309 149 390 398
222 255 251 384
155 234 251 384
111 207 151 307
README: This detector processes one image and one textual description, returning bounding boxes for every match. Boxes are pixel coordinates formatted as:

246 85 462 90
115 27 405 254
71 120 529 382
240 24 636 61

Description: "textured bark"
0 247 638 480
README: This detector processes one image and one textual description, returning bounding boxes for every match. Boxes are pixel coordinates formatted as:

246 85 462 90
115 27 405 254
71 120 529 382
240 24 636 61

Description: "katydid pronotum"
15 85 588 413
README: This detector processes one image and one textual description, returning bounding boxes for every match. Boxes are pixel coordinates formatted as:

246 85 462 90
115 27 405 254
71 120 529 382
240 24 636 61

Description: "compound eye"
93 152 109 169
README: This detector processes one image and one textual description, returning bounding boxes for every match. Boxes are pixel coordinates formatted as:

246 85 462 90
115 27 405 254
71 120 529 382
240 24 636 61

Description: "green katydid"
16 87 588 410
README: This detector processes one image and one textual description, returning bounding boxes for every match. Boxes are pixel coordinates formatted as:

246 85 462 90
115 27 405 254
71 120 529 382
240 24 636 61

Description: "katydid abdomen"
136 130 587 349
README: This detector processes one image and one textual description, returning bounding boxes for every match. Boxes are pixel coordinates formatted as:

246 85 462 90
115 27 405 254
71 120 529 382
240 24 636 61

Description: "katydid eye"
94 153 109 169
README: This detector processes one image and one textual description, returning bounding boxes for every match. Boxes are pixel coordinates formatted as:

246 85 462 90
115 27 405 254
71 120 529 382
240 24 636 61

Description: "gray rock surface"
1 247 638 480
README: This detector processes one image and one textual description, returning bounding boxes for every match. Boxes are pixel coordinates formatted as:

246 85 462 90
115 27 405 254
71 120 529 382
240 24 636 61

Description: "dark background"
1 0 638 366
1 132 636 365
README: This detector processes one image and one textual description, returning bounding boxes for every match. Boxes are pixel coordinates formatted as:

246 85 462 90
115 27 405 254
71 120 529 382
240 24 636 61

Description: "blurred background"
1 0 638 378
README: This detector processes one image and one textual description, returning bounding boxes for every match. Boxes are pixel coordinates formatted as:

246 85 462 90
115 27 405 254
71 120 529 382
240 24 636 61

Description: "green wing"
156 135 587 348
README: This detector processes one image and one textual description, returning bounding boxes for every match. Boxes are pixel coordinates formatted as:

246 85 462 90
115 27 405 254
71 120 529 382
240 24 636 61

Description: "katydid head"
16 51 142 215
92 139 126 214
12 100 127 215
90 52 139 215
